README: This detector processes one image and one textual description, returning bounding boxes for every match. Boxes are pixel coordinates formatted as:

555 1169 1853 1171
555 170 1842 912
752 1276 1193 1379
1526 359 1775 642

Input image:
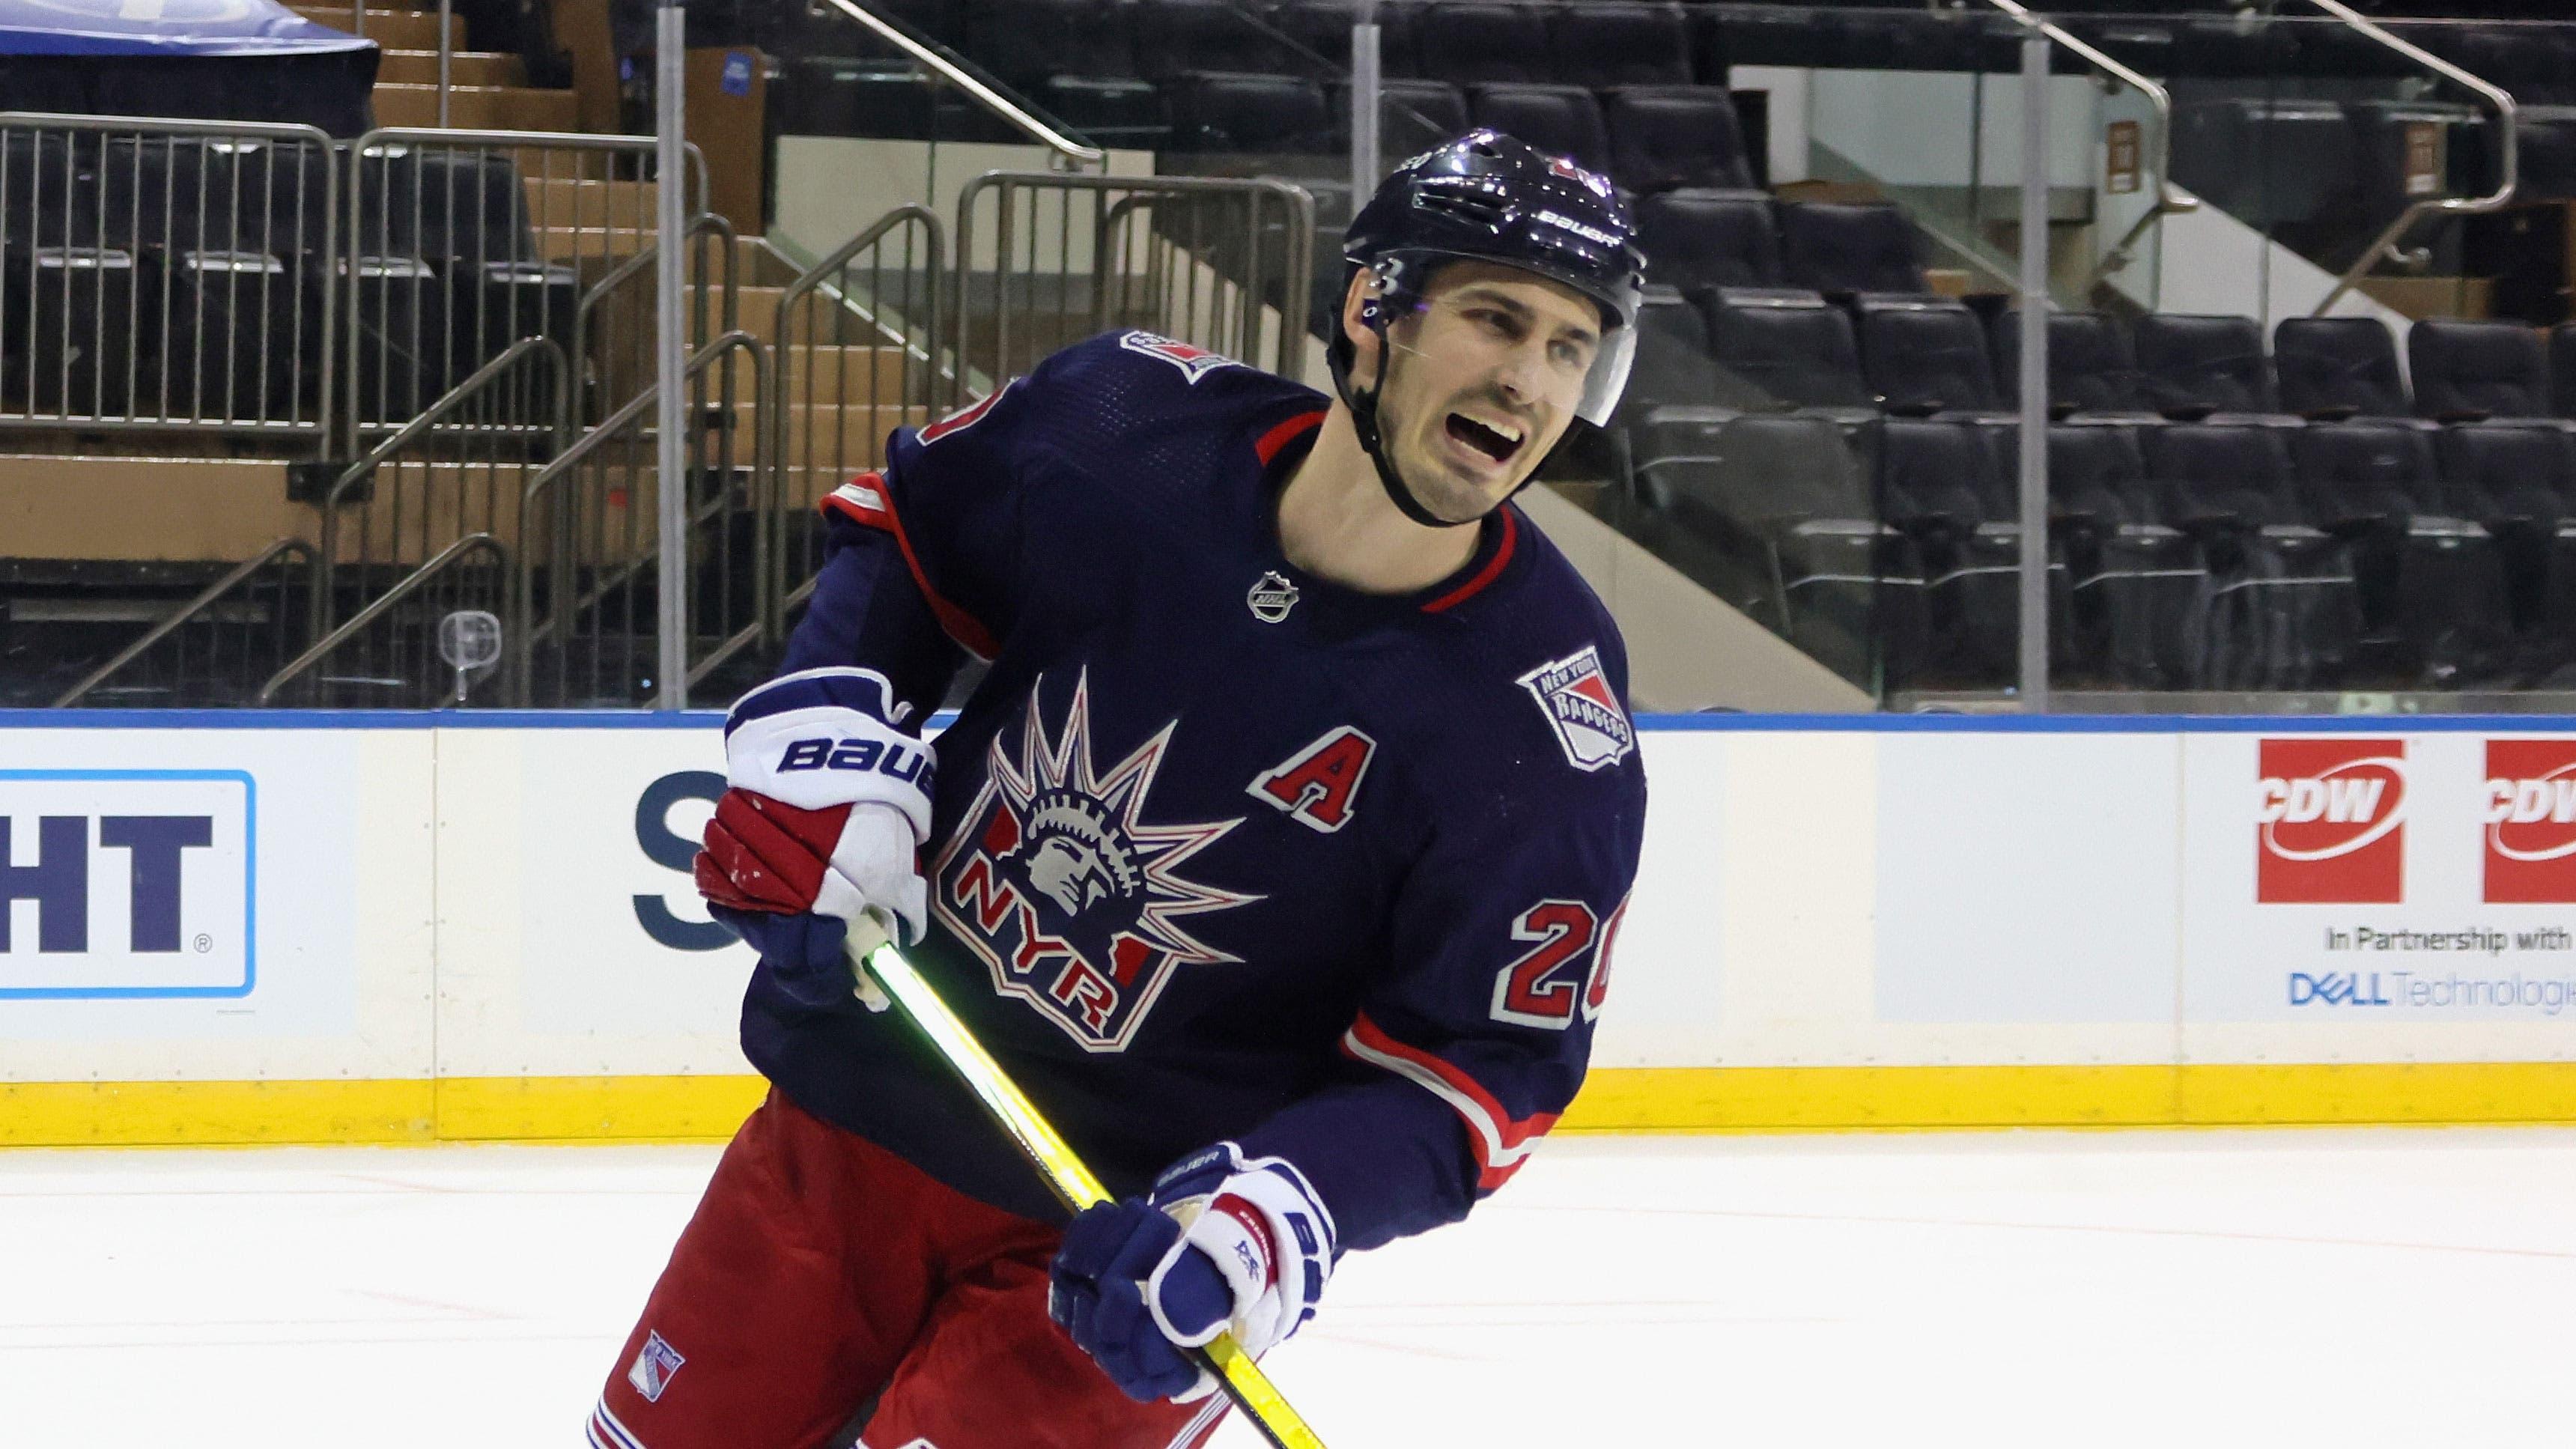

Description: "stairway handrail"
255 532 508 705
49 538 319 708
2305 0 2519 315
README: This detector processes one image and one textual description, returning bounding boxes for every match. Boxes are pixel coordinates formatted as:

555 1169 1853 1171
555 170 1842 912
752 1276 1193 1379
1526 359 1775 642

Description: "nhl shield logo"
1247 571 1298 623
1518 645 1634 772
1120 330 1236 383
934 672 1259 1052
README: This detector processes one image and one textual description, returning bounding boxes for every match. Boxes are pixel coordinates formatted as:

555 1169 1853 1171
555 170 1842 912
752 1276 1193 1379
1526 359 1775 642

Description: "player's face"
1362 262 1603 523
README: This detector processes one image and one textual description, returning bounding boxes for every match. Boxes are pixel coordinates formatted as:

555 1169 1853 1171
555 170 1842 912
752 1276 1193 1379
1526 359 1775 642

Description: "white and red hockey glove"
1048 1143 1338 1403
693 667 936 1011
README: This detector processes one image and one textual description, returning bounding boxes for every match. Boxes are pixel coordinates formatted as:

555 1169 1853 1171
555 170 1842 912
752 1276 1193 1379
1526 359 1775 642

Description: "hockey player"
590 130 1650 1449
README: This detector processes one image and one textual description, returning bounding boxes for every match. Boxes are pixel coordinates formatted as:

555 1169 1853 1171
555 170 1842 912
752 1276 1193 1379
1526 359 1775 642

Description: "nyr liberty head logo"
934 672 1257 1051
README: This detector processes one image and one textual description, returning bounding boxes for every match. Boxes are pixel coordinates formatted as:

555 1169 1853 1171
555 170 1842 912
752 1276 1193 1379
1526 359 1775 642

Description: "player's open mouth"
1446 412 1525 465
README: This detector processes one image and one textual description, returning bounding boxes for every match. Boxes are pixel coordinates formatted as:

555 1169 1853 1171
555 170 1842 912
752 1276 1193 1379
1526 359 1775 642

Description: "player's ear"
1340 269 1382 390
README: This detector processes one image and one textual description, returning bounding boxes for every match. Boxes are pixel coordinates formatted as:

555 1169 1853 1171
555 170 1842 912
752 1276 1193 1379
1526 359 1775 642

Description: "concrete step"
294 6 463 49
373 83 580 133
0 456 306 563
766 404 932 475
521 176 660 235
377 49 523 86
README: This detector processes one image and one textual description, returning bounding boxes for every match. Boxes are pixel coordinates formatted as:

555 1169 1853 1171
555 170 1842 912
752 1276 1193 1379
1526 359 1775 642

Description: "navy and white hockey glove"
694 668 936 1011
1048 1143 1337 1403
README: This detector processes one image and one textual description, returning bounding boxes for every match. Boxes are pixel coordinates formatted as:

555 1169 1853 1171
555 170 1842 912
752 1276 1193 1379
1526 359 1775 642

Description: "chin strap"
1331 319 1478 532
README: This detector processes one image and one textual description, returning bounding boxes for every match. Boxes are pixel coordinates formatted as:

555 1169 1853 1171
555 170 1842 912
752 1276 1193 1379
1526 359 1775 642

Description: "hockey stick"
847 935 1330 1449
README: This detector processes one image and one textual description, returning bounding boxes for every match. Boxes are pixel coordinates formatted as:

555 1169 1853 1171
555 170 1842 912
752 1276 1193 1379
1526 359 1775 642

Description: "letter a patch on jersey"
1517 645 1634 772
1248 726 1376 833
1120 330 1236 383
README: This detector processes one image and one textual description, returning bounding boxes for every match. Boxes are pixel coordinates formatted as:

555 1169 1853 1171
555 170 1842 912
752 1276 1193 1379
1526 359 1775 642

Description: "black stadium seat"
2045 422 2207 688
1137 0 1295 78
1880 416 2041 684
1700 289 1871 414
1633 189 1780 293
2556 323 2576 419
2439 422 2576 656
2145 421 2358 687
2131 313 2279 420
1277 0 1412 76
2291 419 2507 681
1547 3 1692 89
2273 316 2410 421
2410 319 2551 422
1991 309 2150 417
1603 86 1757 193
1857 297 2001 417
1164 73 1333 152
1468 84 1611 177
1347 79 1470 157
1415 1 1550 85
1622 284 1719 418
1775 201 1925 297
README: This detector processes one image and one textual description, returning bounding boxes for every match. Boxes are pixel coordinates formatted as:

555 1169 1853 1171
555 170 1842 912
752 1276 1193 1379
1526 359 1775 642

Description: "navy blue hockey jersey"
739 329 1649 1254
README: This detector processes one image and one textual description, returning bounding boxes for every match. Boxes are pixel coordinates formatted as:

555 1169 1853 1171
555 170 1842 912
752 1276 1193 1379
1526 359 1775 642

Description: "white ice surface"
2 1128 2572 1448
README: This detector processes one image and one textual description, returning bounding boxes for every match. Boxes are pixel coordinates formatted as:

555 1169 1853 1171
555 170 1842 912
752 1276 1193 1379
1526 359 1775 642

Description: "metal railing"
812 0 1105 169
0 112 338 444
49 538 321 707
2308 0 2521 315
1969 1 2199 297
311 336 569 689
769 204 944 631
571 212 740 427
953 171 1313 404
258 532 510 705
341 127 704 443
516 330 768 708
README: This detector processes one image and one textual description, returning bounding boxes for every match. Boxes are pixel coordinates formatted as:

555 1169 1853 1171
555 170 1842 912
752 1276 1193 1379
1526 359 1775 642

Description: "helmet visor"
1576 323 1635 428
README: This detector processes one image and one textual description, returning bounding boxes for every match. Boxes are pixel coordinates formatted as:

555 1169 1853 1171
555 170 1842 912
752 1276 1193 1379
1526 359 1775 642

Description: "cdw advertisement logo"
2484 740 2576 902
2256 739 2405 904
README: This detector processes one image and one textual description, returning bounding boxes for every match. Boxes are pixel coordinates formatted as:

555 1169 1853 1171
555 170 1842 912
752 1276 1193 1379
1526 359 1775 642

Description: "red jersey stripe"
1421 506 1519 614
820 473 1002 661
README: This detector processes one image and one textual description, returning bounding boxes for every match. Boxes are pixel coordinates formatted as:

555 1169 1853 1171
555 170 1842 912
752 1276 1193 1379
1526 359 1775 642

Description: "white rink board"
6 715 2576 1087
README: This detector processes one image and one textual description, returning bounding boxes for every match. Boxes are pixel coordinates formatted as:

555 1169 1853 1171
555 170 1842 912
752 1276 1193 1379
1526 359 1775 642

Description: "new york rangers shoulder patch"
1518 645 1635 772
1120 330 1236 383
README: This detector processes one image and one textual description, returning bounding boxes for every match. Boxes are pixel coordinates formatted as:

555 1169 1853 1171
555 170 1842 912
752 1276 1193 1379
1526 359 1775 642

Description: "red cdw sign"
2255 738 2405 904
2484 740 2576 902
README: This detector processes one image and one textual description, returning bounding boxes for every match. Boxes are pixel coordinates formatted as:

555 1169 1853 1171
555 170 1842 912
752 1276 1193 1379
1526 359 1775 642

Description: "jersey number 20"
1489 899 1623 1029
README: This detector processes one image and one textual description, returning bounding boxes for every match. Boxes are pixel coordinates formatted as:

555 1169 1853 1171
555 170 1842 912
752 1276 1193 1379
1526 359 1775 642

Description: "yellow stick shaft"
857 941 1330 1449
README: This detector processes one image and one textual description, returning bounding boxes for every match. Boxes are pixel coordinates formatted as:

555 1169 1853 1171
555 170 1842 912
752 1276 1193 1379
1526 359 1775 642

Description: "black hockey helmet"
1328 130 1647 524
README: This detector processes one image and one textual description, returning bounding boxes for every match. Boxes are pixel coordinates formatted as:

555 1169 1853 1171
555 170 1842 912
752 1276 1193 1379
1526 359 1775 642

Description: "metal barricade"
768 204 943 636
340 128 706 446
0 112 338 445
571 213 739 428
304 336 569 705
951 173 1313 406
49 538 321 707
515 331 768 708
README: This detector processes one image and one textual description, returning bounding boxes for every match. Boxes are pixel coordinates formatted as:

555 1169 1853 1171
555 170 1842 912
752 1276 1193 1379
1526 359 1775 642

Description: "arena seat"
1279 0 1418 78
2044 422 2208 689
1137 0 1298 79
2437 421 2576 654
2293 419 2509 679
1880 416 2041 684
2147 420 2358 686
1414 2 1551 85
2410 319 2551 422
2273 317 2411 422
1775 201 1925 297
1341 79 1470 157
2557 324 2576 419
2131 313 2280 420
1468 84 1611 176
1602 86 1757 193
1164 73 1334 152
1623 284 1720 419
1546 3 1692 88
1856 297 2002 418
1990 310 2151 419
1632 189 1781 293
1699 288 1871 414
